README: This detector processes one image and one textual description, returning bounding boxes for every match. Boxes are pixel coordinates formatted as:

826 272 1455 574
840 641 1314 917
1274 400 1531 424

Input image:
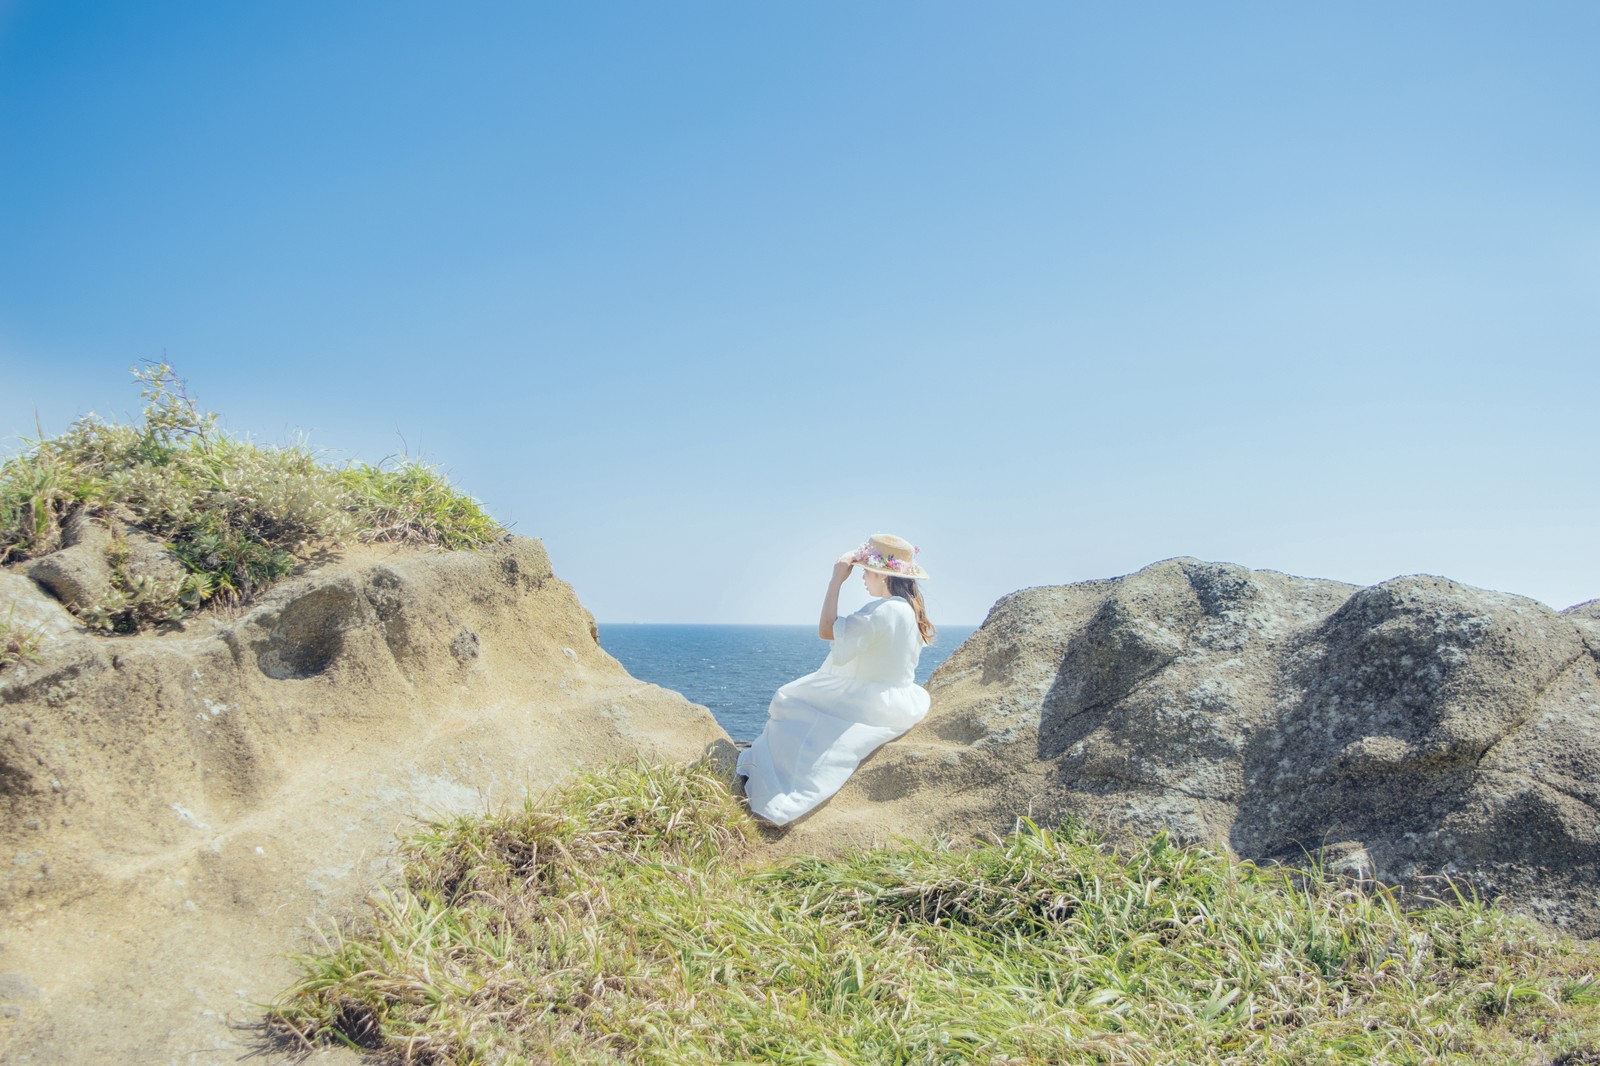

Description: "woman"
736 533 936 825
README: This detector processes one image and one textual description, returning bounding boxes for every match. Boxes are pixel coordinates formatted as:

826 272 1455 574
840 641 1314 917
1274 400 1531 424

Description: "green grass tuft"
338 459 505 552
1 363 504 629
0 605 46 671
268 761 1600 1065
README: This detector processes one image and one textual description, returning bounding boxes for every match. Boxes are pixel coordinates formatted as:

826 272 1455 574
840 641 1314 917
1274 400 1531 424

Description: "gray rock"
1566 598 1600 654
0 572 79 643
120 528 187 590
839 558 1600 936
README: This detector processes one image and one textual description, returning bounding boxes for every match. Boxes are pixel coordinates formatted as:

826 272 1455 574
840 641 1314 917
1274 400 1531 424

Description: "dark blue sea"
596 624 978 742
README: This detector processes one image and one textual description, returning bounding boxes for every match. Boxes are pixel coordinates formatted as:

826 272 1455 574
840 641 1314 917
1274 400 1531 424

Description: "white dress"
736 597 931 825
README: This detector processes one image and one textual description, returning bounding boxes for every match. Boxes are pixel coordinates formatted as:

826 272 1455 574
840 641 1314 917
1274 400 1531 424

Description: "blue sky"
2 1 1596 624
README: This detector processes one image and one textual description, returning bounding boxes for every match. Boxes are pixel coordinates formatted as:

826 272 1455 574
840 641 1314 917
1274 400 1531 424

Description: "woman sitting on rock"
737 533 935 825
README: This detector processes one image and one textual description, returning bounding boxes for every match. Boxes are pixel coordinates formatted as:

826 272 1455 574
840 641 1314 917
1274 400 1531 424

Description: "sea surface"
597 623 979 742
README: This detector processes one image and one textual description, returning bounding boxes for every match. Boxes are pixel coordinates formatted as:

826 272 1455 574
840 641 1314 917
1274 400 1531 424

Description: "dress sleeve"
829 603 880 665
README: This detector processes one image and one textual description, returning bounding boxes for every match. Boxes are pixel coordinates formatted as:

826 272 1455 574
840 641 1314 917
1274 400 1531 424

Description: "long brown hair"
887 576 936 645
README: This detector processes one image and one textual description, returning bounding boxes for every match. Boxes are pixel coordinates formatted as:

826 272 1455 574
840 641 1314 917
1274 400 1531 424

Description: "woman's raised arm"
818 558 853 639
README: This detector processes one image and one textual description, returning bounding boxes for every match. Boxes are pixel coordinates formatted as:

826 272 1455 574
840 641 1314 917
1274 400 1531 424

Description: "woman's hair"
886 576 936 645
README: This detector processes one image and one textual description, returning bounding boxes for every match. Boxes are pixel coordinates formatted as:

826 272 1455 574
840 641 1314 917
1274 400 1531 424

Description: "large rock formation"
0 536 730 1064
777 559 1600 937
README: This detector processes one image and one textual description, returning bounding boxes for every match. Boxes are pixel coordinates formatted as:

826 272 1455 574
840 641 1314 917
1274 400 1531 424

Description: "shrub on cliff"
269 761 1600 1065
0 364 502 629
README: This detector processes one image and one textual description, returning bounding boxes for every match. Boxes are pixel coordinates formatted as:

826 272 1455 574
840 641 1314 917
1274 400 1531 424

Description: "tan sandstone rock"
21 512 117 613
0 536 731 1065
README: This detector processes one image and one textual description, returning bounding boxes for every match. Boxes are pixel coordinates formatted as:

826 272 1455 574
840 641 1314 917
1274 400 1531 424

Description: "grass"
268 760 1600 1065
1 363 504 629
0 605 46 671
338 460 505 552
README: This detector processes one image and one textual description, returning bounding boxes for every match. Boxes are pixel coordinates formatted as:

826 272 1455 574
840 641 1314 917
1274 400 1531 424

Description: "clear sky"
2 1 1596 624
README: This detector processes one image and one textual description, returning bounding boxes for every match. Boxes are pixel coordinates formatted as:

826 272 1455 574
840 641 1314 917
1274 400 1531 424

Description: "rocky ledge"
0 535 729 1064
780 559 1600 938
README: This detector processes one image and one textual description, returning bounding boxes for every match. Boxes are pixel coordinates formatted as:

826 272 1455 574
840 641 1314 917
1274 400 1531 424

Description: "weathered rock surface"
22 512 189 619
0 536 730 1064
775 559 1600 937
21 511 118 612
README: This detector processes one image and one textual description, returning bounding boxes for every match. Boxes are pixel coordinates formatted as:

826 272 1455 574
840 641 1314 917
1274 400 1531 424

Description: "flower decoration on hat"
848 534 929 579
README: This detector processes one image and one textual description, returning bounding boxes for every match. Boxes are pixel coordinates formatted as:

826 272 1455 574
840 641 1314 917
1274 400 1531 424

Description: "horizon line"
596 620 983 628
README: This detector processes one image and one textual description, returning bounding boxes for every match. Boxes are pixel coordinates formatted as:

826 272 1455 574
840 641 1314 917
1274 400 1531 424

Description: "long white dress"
736 596 931 825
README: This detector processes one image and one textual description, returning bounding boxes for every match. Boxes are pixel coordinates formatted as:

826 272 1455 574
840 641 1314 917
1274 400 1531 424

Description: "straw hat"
845 533 929 580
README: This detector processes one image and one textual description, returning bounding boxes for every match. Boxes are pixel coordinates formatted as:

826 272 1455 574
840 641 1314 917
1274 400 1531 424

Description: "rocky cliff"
0 536 730 1064
776 559 1600 937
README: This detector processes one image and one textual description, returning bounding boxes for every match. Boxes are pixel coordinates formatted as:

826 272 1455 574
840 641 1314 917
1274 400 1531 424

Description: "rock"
773 558 1600 938
120 527 188 590
1568 598 1600 652
22 513 190 623
0 572 80 644
22 513 115 612
0 536 730 1063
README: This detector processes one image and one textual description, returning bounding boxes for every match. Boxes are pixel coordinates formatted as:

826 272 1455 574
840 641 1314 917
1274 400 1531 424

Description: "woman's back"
826 596 923 686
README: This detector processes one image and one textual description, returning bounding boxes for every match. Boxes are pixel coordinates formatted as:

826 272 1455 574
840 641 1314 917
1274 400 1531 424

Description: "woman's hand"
831 556 855 586
821 554 854 639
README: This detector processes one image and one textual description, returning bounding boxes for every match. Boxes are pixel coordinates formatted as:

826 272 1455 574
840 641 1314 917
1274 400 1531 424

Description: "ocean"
596 623 979 742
